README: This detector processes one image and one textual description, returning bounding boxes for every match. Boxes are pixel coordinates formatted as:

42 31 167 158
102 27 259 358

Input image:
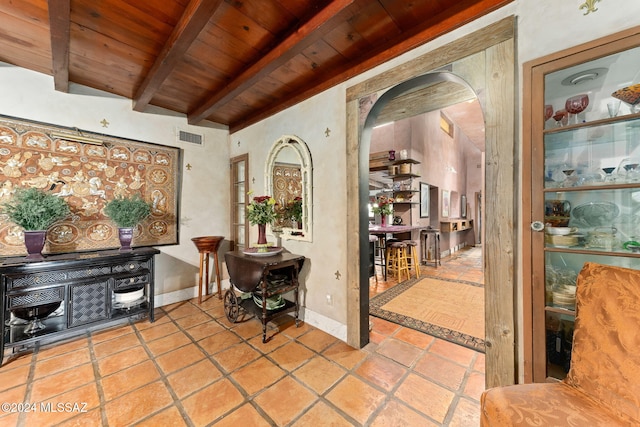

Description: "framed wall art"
0 115 182 257
442 189 450 218
420 182 430 218
461 194 467 218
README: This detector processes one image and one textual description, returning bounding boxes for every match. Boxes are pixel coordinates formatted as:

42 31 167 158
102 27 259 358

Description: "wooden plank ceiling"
0 0 512 133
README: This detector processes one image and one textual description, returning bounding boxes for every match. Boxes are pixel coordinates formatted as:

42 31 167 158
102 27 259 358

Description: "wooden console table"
0 248 159 365
224 250 305 343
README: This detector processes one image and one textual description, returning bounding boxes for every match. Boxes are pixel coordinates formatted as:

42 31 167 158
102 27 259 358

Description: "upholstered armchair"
480 262 640 426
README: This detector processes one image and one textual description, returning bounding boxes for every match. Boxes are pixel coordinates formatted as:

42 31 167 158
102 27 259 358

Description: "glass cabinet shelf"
544 112 640 139
544 187 640 252
544 116 640 189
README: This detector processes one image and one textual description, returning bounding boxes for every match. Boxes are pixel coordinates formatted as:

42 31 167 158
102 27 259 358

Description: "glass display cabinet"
525 27 640 382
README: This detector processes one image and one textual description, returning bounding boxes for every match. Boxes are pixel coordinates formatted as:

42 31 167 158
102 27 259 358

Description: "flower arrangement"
246 193 277 225
372 195 394 216
285 196 303 222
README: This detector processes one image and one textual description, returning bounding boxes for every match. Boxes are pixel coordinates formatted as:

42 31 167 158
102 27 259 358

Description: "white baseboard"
300 308 347 341
154 281 347 343
154 279 231 307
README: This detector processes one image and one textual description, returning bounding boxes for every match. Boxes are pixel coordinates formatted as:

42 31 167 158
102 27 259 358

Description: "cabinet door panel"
69 281 109 327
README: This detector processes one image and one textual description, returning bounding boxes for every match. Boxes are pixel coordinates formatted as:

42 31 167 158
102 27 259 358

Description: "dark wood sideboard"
0 247 159 365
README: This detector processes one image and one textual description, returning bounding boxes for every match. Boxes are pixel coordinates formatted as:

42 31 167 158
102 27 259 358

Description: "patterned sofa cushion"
480 382 630 426
480 262 640 426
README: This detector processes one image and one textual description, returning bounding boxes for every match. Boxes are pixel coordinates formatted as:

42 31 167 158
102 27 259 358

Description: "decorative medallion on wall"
580 0 600 15
0 115 182 256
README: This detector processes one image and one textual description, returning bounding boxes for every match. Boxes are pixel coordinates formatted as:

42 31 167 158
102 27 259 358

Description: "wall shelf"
440 219 473 233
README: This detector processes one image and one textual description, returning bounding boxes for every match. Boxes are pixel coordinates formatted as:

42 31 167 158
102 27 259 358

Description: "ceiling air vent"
177 129 203 146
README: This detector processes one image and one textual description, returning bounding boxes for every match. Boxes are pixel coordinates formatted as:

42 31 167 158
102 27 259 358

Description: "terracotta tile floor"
0 247 484 426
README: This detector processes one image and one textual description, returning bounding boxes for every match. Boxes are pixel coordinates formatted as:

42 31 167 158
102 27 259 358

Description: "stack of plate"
267 273 287 287
545 234 578 247
253 294 286 310
114 287 144 303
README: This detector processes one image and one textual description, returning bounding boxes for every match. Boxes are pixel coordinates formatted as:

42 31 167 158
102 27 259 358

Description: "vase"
24 230 46 260
381 215 387 227
118 227 134 251
257 223 267 245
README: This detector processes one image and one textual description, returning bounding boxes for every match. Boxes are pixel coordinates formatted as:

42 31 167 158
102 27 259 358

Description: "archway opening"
360 70 485 341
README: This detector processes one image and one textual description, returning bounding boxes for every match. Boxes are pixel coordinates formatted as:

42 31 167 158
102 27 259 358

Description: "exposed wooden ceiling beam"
132 0 224 112
187 0 355 125
48 0 70 92
228 0 512 132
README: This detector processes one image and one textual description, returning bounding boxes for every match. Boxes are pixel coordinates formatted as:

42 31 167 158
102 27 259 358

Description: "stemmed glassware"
607 100 621 118
553 109 568 127
617 158 640 183
602 166 616 183
544 105 553 128
565 94 589 125
562 168 576 187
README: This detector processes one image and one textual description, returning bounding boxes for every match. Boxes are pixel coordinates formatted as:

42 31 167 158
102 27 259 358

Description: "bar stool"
191 236 224 303
369 235 379 284
386 241 409 282
372 234 389 280
421 229 441 267
402 240 421 279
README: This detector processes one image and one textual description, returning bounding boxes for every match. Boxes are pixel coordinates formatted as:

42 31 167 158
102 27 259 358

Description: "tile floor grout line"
440 351 481 426
15 343 38 427
86 328 110 427
128 307 199 427
162 302 283 426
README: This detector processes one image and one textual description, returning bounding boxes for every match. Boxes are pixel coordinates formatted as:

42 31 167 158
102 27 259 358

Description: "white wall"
0 64 231 300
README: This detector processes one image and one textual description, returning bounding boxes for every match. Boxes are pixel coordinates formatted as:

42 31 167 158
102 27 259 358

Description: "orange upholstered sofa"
480 262 640 426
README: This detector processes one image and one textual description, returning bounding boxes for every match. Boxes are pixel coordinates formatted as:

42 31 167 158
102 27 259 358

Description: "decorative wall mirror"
265 135 313 242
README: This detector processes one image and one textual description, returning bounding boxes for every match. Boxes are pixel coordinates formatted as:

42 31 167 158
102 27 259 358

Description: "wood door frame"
230 154 249 251
346 16 517 387
523 25 640 383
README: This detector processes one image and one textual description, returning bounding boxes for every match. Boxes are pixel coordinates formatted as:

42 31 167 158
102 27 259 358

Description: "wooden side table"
191 236 224 303
224 250 305 343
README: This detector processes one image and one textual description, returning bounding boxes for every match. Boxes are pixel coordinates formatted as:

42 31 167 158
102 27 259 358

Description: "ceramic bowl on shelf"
612 83 640 111
570 201 619 228
545 226 576 235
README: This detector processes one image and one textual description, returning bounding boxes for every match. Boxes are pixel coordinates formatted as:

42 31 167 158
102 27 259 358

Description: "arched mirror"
265 135 313 242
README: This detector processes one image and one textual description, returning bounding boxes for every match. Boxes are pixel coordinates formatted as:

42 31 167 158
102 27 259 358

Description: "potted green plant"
104 194 152 250
0 187 70 259
285 197 303 229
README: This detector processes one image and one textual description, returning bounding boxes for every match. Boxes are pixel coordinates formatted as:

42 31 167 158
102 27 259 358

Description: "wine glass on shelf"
552 109 567 127
544 105 553 128
562 168 576 187
607 100 621 118
602 166 616 183
565 94 589 125
617 158 640 183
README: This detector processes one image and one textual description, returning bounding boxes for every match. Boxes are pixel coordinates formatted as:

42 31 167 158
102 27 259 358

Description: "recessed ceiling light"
561 67 608 86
